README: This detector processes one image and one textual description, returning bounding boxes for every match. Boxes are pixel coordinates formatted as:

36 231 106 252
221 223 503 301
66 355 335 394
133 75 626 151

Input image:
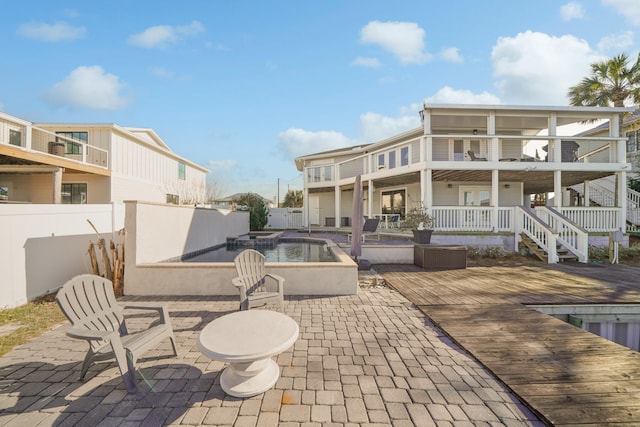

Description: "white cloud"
597 30 635 53
491 31 602 104
128 21 205 49
360 21 431 64
45 66 129 110
151 67 174 78
425 86 501 104
560 2 585 20
17 21 85 42
440 47 463 63
603 0 640 25
278 128 354 159
360 112 419 142
205 159 237 172
351 56 381 68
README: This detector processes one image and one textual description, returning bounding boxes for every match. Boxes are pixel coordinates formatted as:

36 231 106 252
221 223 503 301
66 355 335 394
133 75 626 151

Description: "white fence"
266 208 304 229
0 203 125 309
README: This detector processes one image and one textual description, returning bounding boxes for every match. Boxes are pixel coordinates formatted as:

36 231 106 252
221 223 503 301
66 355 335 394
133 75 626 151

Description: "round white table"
198 310 299 397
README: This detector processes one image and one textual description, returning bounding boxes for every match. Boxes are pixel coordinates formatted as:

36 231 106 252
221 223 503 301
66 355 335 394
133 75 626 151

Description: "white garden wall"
0 203 124 309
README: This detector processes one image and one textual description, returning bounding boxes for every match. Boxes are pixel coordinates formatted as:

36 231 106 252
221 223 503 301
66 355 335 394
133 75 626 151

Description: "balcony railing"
0 116 109 169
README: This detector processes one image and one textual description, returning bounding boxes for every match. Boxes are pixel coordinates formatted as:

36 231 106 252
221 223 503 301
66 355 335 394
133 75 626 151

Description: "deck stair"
519 233 578 262
570 178 640 228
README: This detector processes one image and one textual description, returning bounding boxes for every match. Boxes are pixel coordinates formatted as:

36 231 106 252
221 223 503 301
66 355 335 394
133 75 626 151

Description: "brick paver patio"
0 279 542 426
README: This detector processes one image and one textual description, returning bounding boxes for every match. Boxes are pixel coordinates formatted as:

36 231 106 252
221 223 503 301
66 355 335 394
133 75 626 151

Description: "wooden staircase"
519 233 578 263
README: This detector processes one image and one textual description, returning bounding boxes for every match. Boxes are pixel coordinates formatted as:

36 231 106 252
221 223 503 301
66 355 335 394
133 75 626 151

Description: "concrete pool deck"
0 281 541 426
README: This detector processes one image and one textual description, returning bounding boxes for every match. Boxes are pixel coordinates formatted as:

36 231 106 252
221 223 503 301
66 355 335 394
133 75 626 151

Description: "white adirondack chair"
232 249 284 311
56 274 177 393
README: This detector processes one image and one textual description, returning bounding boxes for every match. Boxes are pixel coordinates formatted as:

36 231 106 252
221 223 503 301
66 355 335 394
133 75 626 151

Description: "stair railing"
535 206 589 263
587 182 615 206
515 206 558 264
628 187 640 226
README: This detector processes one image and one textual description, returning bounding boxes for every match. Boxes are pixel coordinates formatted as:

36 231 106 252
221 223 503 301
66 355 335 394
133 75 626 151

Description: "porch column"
492 169 499 232
368 180 374 219
52 167 63 204
25 124 32 150
554 170 562 209
619 171 627 231
334 185 340 228
488 111 498 161
584 181 590 207
303 188 309 227
421 169 432 213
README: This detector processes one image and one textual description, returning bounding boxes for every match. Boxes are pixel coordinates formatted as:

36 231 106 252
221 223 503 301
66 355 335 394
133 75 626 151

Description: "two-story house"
295 104 633 263
0 111 208 205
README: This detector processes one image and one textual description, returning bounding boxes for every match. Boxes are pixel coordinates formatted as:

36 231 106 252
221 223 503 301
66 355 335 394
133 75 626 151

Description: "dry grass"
0 293 67 357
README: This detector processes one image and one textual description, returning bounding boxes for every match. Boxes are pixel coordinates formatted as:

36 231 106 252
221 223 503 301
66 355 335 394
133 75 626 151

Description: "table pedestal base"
220 358 280 397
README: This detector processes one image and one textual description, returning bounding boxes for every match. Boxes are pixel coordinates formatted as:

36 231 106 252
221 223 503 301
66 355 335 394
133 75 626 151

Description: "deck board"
375 262 640 426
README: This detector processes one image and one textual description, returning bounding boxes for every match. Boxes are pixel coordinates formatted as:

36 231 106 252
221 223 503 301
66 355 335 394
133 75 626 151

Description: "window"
378 153 385 169
0 185 8 200
61 183 87 204
323 166 332 181
56 131 87 155
9 130 22 146
381 189 405 216
388 151 396 169
166 193 179 204
400 146 409 166
178 162 186 180
627 131 638 153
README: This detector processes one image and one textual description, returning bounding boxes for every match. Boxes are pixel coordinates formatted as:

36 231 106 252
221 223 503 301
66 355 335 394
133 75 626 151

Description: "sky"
1 1 640 203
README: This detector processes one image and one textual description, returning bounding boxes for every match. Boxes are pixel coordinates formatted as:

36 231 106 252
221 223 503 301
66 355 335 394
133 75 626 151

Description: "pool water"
184 241 337 263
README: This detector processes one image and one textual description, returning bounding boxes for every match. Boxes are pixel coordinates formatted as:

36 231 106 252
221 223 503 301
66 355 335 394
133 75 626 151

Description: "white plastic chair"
56 274 177 393
232 249 284 311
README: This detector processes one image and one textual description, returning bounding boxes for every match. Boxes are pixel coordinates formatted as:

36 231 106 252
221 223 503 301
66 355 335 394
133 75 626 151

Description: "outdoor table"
198 310 299 397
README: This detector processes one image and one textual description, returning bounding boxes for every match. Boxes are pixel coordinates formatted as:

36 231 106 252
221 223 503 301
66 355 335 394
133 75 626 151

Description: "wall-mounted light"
447 183 453 189
418 110 424 121
473 129 478 135
504 184 510 189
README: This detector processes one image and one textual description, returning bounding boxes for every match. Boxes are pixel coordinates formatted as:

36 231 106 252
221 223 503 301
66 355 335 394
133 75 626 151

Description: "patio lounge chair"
468 150 487 161
232 249 285 311
55 274 177 393
347 218 381 242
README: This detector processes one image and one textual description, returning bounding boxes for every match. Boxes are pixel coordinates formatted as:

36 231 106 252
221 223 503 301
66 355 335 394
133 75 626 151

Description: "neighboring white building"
295 104 635 263
0 111 208 205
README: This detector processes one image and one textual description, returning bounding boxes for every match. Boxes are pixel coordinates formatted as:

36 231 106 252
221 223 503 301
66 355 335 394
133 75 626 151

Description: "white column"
334 185 340 227
368 181 374 219
303 188 309 227
554 170 562 209
25 124 32 150
548 113 559 163
619 171 627 231
488 111 498 161
492 169 499 232
52 167 63 204
422 169 433 213
584 181 590 207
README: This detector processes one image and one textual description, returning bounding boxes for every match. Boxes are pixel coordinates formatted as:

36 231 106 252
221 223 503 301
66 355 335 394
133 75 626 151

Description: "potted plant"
404 205 435 244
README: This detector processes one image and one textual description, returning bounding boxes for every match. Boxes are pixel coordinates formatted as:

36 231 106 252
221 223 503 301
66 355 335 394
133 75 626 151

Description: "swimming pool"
183 240 337 263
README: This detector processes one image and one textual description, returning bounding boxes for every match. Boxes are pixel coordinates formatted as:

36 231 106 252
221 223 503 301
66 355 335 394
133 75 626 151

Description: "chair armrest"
264 273 285 294
231 277 245 289
122 304 171 324
66 327 116 341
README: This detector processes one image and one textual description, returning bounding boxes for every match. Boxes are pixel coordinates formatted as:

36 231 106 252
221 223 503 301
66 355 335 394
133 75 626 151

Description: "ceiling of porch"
313 169 616 195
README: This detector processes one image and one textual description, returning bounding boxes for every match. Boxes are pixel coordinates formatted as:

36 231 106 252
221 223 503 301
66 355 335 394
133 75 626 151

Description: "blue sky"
1 1 639 202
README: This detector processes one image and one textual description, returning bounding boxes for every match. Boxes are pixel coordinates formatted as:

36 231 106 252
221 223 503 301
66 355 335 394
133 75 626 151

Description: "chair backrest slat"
57 274 125 350
234 249 267 293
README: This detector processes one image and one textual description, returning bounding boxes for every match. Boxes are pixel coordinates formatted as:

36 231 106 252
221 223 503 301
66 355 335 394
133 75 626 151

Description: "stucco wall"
0 203 124 308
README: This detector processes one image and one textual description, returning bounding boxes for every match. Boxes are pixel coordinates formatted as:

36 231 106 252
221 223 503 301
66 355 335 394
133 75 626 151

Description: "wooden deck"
375 262 640 426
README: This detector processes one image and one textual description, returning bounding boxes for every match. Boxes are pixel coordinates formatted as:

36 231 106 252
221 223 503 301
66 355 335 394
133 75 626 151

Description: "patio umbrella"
350 175 363 261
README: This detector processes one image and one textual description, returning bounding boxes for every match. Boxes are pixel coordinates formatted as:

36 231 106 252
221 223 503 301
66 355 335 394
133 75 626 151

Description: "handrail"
515 205 558 264
536 206 588 263
588 181 615 207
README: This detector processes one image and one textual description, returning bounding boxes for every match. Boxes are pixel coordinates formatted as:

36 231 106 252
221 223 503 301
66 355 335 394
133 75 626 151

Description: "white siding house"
295 104 635 263
0 112 208 205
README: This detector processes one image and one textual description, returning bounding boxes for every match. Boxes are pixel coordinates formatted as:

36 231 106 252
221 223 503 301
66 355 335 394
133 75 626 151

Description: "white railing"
516 206 558 263
430 206 513 232
559 207 620 232
628 188 640 226
587 182 616 207
30 128 109 169
536 207 588 263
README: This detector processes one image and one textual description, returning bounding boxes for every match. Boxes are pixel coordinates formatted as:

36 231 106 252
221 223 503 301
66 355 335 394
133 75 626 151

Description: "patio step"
519 233 578 263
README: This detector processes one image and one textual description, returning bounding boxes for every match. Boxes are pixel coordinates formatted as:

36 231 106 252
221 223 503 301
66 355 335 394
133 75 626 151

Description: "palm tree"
568 53 640 107
568 53 640 207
